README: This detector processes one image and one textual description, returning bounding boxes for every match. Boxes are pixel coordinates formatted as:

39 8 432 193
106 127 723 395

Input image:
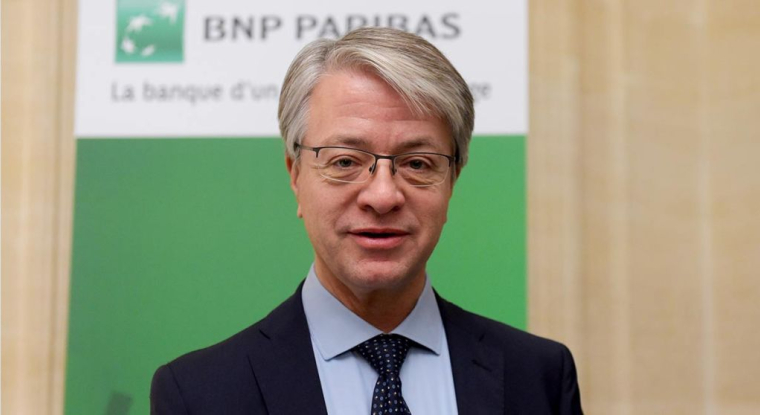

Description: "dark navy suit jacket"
151 285 583 414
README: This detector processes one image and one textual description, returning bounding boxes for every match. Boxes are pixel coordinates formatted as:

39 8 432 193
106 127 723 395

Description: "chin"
345 261 422 292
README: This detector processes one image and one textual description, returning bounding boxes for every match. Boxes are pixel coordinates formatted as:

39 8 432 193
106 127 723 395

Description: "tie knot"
354 334 412 377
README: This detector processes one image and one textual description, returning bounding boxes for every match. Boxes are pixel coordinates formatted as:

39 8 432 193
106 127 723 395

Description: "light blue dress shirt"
302 266 459 415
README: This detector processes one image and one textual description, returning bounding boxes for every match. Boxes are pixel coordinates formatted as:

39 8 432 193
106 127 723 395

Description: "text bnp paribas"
203 13 462 41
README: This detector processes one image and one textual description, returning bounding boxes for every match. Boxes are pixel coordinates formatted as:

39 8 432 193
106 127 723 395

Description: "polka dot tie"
354 334 413 415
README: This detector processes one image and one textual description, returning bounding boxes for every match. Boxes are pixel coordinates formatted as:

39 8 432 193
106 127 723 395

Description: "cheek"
300 185 354 223
411 194 451 229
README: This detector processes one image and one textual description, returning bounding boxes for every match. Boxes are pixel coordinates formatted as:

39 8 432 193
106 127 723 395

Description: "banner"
68 0 526 413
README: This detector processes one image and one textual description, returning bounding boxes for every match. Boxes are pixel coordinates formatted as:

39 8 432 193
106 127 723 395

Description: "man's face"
287 68 456 299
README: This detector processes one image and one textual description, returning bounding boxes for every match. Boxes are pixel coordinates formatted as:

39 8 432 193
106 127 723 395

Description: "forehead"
306 69 452 154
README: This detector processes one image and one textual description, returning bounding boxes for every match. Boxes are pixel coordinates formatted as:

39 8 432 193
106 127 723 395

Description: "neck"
315 269 425 333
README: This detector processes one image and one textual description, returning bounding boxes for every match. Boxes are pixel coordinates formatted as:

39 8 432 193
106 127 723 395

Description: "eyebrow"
328 136 368 147
325 136 444 153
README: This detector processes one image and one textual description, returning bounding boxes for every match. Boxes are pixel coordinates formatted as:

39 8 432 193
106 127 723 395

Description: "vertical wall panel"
1 0 77 414
530 0 760 414
708 1 760 412
625 3 705 413
578 1 632 413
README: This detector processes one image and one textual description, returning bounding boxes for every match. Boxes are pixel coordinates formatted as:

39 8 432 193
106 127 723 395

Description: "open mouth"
349 229 408 249
357 231 401 238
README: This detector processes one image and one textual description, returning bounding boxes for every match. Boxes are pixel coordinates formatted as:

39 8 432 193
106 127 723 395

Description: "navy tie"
355 334 413 415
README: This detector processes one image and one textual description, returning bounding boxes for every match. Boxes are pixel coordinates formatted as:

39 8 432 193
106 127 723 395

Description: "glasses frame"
295 143 458 187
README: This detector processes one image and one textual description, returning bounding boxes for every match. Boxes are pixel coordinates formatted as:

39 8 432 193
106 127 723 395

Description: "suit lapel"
247 284 328 415
438 295 505 415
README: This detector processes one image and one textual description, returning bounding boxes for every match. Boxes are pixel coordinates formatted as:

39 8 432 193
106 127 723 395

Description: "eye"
408 159 427 170
334 157 357 168
402 157 432 170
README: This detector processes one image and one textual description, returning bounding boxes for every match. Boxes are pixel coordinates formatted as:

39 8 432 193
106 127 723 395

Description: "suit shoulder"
150 321 268 412
438 296 583 412
167 319 261 370
160 288 303 377
152 320 263 405
438 296 572 359
150 290 307 412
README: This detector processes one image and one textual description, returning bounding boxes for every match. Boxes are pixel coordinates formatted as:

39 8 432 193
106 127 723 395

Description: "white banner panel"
75 0 526 137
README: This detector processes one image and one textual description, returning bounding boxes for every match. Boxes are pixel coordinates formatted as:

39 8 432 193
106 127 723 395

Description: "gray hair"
278 27 474 167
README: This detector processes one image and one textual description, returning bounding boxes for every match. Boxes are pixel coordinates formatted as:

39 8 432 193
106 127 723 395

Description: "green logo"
116 0 185 63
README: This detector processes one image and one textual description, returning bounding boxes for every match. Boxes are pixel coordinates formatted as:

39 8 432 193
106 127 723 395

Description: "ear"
286 155 303 218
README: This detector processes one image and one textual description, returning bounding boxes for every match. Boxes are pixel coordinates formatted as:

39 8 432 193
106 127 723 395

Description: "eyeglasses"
295 144 457 187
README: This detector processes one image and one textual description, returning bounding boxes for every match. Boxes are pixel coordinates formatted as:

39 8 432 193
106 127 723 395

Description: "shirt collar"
302 265 444 361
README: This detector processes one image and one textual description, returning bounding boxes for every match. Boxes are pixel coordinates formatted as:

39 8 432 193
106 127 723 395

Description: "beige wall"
2 0 758 413
2 0 77 414
529 0 760 414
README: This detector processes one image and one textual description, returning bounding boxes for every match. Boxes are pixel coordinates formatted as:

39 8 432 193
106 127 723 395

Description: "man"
151 27 582 414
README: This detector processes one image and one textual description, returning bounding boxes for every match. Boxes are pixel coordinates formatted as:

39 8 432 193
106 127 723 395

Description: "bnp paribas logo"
115 0 185 63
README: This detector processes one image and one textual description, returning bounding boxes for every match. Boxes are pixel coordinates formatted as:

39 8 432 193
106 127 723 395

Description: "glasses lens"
396 153 451 186
314 147 374 183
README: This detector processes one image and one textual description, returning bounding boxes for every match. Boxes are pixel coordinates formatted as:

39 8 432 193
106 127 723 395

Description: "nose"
356 159 405 215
